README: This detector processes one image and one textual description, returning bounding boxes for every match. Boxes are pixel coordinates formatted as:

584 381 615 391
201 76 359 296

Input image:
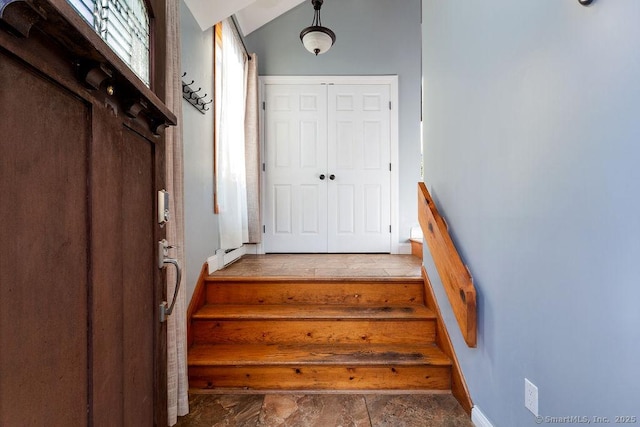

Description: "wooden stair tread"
205 276 423 284
188 343 452 366
193 304 436 320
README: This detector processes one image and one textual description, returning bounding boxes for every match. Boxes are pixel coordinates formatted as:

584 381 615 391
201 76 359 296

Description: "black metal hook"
196 94 209 105
181 72 210 115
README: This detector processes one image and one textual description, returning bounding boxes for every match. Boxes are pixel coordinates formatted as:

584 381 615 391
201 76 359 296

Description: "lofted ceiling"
183 0 306 34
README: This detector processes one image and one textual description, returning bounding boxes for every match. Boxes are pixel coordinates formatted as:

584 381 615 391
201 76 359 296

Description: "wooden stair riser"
191 319 436 345
193 304 435 320
189 365 451 391
188 343 452 365
205 282 425 306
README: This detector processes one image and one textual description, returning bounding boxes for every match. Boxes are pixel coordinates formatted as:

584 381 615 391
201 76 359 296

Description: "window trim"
213 22 222 214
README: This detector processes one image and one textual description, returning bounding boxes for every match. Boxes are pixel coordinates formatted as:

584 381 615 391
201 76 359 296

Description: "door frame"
259 75 400 254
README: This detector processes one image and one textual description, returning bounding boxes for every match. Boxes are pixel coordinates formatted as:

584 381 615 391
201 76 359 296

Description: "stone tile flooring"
175 393 473 427
210 254 422 279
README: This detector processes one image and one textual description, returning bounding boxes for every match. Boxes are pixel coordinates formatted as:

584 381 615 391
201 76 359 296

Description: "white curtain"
217 18 249 250
244 53 261 243
165 0 189 424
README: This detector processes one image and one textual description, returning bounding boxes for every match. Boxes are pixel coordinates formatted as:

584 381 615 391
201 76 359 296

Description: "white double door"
263 80 392 253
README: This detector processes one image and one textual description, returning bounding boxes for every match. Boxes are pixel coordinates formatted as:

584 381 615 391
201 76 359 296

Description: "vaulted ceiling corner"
183 0 306 34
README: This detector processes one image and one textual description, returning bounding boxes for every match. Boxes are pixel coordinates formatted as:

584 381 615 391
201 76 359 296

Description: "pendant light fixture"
300 0 336 56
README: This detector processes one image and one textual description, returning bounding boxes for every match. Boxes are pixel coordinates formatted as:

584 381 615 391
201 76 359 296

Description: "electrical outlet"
525 378 539 416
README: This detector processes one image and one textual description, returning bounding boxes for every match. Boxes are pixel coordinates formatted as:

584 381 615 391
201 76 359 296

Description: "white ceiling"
183 0 306 34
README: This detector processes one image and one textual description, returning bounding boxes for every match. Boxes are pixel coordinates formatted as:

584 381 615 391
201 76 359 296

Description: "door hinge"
389 163 392 171
389 101 392 110
389 225 392 233
262 101 266 110
262 163 265 172
263 225 266 233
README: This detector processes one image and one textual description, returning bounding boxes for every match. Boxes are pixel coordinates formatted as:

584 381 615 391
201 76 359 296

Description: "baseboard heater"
207 244 258 274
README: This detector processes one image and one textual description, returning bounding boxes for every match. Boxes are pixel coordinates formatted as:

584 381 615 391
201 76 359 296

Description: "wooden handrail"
418 183 477 347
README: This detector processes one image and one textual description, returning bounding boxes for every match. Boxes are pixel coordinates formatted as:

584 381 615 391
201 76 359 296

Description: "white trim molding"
472 406 495 427
259 75 401 254
207 244 259 274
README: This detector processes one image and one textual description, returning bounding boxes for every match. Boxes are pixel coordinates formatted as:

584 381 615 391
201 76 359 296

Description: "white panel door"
327 84 391 252
264 84 328 252
263 80 392 253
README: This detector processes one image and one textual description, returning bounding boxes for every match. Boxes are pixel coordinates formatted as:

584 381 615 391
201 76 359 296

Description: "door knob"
329 174 336 180
319 174 326 180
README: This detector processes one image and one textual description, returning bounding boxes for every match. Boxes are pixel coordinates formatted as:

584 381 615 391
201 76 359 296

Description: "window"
67 0 150 86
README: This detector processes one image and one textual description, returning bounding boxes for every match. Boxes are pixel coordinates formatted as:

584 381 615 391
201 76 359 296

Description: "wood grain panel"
89 102 159 427
189 365 451 391
121 128 155 426
418 183 477 347
192 319 436 345
187 263 210 348
193 304 436 320
189 343 451 367
0 51 90 426
90 107 125 425
206 278 425 306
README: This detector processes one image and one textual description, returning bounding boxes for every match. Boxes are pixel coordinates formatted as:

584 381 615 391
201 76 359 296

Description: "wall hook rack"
182 72 211 114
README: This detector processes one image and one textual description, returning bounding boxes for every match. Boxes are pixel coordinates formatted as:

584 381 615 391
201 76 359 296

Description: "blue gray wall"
180 1 218 300
422 0 640 425
245 0 423 245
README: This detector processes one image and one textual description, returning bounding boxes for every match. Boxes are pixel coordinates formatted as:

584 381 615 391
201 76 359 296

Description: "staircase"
187 276 453 392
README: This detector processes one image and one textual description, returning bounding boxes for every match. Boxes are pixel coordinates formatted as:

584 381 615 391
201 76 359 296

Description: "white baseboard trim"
223 246 245 265
206 254 218 274
472 406 495 427
243 244 260 255
207 244 260 274
209 243 411 271
394 242 412 255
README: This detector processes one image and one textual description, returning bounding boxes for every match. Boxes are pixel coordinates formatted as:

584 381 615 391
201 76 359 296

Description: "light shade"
299 0 335 56
300 26 336 55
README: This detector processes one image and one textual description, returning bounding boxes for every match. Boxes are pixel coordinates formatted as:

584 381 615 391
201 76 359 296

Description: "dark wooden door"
0 0 175 425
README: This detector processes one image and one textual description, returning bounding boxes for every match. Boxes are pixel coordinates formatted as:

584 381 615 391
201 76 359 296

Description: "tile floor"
179 255 471 426
210 254 422 279
175 393 473 427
